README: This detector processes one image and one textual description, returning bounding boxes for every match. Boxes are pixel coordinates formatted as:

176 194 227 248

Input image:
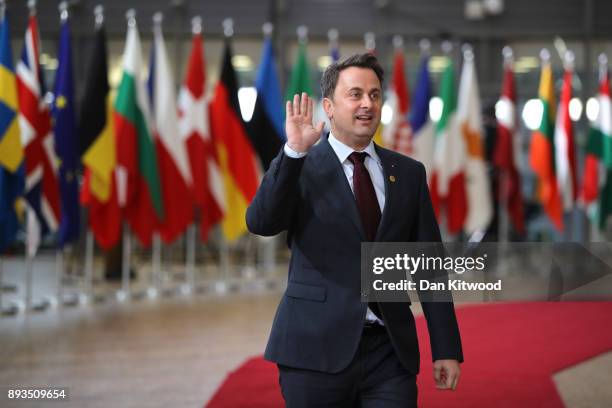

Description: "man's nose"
360 95 373 109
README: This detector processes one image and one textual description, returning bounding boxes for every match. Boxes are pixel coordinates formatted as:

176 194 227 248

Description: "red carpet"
206 302 612 407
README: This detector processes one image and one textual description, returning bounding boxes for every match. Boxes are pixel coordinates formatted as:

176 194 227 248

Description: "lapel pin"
389 175 396 183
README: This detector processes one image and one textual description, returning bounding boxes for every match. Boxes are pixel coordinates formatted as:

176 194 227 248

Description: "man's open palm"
286 92 325 153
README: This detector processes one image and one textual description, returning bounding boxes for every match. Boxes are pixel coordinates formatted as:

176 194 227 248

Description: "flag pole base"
146 286 159 299
179 283 193 296
115 289 131 303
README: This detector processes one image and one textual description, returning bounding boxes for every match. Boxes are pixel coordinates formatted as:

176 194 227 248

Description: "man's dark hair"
320 53 384 99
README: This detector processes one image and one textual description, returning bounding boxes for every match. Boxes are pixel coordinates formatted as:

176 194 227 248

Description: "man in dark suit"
246 53 462 407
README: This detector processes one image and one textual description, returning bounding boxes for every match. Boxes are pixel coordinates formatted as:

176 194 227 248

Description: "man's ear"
322 97 333 120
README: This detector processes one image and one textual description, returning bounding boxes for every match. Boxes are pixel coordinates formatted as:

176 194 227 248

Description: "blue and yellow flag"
0 14 25 252
53 17 80 247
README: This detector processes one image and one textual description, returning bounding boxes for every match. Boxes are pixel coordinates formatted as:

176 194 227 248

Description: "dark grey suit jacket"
246 136 463 374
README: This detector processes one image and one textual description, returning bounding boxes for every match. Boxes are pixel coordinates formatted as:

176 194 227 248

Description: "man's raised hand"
286 92 325 153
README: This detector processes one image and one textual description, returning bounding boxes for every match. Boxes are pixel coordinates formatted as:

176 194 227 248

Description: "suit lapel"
314 138 366 240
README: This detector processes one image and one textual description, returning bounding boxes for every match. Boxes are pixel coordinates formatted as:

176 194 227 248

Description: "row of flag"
0 7 269 255
383 40 612 237
381 41 493 237
1 7 611 257
528 50 612 233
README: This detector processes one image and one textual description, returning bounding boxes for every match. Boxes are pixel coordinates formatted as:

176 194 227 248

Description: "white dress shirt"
284 133 385 324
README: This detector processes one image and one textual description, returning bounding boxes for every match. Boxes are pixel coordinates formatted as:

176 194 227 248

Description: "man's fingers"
445 371 455 389
451 375 459 390
434 365 459 390
433 364 442 383
304 96 311 120
433 361 460 391
306 98 315 121
293 94 300 115
300 92 308 118
451 368 460 390
286 100 293 118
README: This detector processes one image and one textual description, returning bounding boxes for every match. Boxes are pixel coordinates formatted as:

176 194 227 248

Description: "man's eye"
370 93 380 100
350 92 360 98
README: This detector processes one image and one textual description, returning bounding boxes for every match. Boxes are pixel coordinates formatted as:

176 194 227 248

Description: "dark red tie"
348 152 381 241
349 152 383 321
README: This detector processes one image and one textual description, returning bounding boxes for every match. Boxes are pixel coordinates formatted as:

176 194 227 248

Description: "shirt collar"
328 132 381 165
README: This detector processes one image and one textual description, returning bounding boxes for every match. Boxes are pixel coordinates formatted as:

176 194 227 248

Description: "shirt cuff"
284 143 308 158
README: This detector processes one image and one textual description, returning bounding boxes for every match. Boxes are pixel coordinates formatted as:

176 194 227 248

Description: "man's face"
324 66 382 145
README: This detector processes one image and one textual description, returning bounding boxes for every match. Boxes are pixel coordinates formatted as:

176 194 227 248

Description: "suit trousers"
277 327 417 408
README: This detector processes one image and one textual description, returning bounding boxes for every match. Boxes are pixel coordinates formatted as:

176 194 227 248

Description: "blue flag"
409 55 432 134
0 14 25 252
255 38 284 140
52 18 80 246
247 37 285 170
407 55 435 178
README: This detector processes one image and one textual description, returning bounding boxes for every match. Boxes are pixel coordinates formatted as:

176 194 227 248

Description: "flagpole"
0 257 3 313
563 49 575 241
242 233 256 281
83 230 94 303
150 233 161 298
538 48 554 240
54 0 68 309
0 257 17 316
116 9 137 303
594 53 609 241
25 248 34 314
328 28 339 60
297 25 308 45
78 6 106 306
214 18 236 295
55 248 63 310
498 46 513 243
259 235 277 280
148 11 163 300
590 210 602 241
217 227 229 294
184 223 196 295
119 224 131 301
589 53 609 242
241 23 277 287
364 32 375 54
27 0 36 15
461 43 487 243
256 22 277 272
94 4 103 28
182 15 203 297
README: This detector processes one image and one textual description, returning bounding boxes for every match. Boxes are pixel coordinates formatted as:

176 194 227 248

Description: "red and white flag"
493 55 525 234
150 14 194 243
457 47 492 234
554 55 578 211
382 37 411 154
178 18 224 241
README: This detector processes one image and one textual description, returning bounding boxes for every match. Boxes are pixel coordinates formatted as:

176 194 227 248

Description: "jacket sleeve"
246 148 305 237
413 162 464 363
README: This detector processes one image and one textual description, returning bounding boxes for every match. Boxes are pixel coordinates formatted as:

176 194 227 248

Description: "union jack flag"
16 13 61 255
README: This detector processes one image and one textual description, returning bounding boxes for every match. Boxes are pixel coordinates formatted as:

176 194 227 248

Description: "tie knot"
348 151 368 165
